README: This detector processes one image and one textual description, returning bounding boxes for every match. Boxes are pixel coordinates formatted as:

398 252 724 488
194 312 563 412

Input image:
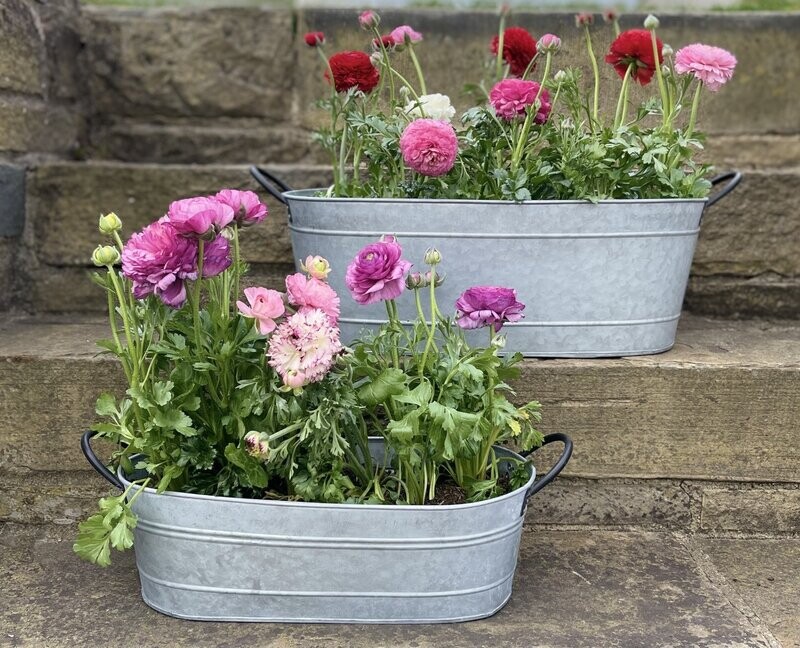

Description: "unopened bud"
661 64 671 77
662 44 673 57
491 334 507 350
406 272 427 290
426 270 445 287
423 247 441 266
244 431 270 461
603 9 618 23
537 33 562 54
554 70 567 83
644 14 659 30
370 51 383 67
92 245 120 267
301 255 332 281
98 212 122 235
575 12 594 28
358 9 380 30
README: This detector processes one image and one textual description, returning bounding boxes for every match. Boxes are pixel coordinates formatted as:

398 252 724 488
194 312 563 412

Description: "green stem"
193 239 205 354
418 279 438 375
232 225 241 314
511 53 551 173
106 284 131 382
650 29 669 128
584 25 600 128
407 44 427 95
686 81 702 139
385 300 401 369
389 68 421 102
614 64 634 130
494 14 507 80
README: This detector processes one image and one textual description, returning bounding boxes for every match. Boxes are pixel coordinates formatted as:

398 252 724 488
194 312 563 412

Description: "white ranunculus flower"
404 93 456 123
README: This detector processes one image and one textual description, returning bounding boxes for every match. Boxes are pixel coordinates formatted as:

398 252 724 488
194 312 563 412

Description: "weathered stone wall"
2 5 799 316
0 0 85 310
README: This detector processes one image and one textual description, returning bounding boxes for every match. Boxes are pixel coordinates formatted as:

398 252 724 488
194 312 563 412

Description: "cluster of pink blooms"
121 189 267 308
236 255 342 390
346 235 525 333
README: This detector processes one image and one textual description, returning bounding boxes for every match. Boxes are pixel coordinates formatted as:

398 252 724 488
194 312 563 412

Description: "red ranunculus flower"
324 50 380 93
605 29 663 85
372 34 395 50
304 31 325 47
490 27 538 77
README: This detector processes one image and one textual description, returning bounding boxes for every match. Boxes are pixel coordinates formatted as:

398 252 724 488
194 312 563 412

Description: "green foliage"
73 486 141 567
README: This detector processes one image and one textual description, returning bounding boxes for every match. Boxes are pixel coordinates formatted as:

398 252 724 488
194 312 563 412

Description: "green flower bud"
98 212 122 235
662 44 673 57
644 14 660 30
424 247 442 266
92 245 120 267
405 272 428 290
244 431 270 461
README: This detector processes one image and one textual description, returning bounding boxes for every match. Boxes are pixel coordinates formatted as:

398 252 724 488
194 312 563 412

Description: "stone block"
83 7 296 119
0 0 43 95
0 99 79 154
0 164 25 237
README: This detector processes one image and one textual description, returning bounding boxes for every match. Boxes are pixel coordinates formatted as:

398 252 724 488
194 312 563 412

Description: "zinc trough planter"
81 430 572 624
251 167 741 358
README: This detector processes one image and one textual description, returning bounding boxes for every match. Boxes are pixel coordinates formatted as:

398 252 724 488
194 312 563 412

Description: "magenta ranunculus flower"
490 79 552 123
399 119 459 177
285 272 341 323
674 43 737 92
455 286 525 332
121 220 198 308
167 196 235 237
202 235 232 278
236 286 285 335
390 25 422 46
214 189 268 227
267 308 342 388
345 235 412 305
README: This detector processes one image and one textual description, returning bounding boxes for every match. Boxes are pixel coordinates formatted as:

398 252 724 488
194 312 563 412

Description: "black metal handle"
706 171 741 208
81 430 123 489
522 432 573 501
249 166 292 206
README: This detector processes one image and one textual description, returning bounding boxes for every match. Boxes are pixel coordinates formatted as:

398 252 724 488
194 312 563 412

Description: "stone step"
0 522 794 647
1 314 798 533
16 161 800 318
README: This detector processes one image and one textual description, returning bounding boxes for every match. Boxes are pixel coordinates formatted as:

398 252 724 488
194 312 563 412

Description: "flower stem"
650 29 669 128
232 225 241 313
686 81 703 139
407 44 427 95
512 52 551 173
385 300 401 369
193 239 205 354
583 25 600 128
389 67 421 102
494 13 507 80
614 63 633 129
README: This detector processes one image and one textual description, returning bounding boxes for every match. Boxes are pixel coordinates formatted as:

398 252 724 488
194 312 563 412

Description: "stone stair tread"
2 313 799 366
0 522 789 648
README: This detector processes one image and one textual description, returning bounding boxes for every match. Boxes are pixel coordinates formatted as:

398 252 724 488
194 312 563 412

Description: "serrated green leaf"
95 393 117 417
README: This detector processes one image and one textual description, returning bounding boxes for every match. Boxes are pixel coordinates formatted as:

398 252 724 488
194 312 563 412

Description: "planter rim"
118 442 536 513
283 188 709 206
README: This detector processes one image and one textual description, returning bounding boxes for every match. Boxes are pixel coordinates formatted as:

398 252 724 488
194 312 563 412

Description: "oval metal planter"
251 167 741 358
82 431 572 623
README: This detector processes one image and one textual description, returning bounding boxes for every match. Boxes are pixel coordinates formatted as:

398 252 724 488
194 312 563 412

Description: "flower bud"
405 272 428 290
301 255 332 281
661 64 671 77
603 9 618 23
91 245 120 267
537 33 562 54
554 70 567 83
370 51 383 67
491 334 507 350
662 44 673 57
358 10 379 30
244 432 270 461
304 31 325 47
98 212 122 235
644 14 659 30
575 12 594 28
426 270 445 287
424 247 442 266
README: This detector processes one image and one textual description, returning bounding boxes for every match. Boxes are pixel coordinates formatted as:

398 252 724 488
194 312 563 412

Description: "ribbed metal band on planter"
81 431 572 623
251 168 741 358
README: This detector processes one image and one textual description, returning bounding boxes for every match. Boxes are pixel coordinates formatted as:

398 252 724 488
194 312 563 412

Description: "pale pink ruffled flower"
489 78 551 123
399 119 459 177
285 272 341 323
390 25 422 45
237 287 286 335
267 309 342 388
214 189 268 227
675 43 737 92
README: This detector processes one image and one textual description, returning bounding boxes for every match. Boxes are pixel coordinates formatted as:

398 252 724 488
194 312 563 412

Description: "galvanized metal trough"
251 167 740 358
82 431 572 623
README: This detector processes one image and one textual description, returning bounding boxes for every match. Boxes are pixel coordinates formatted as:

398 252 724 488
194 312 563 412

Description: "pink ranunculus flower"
237 287 286 335
121 220 198 309
285 272 341 323
345 235 412 305
455 286 526 332
301 255 332 281
490 78 552 123
359 9 379 29
167 196 235 238
399 119 459 177
390 25 422 46
202 235 232 278
537 33 562 54
214 189 268 227
674 43 737 92
267 308 342 388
